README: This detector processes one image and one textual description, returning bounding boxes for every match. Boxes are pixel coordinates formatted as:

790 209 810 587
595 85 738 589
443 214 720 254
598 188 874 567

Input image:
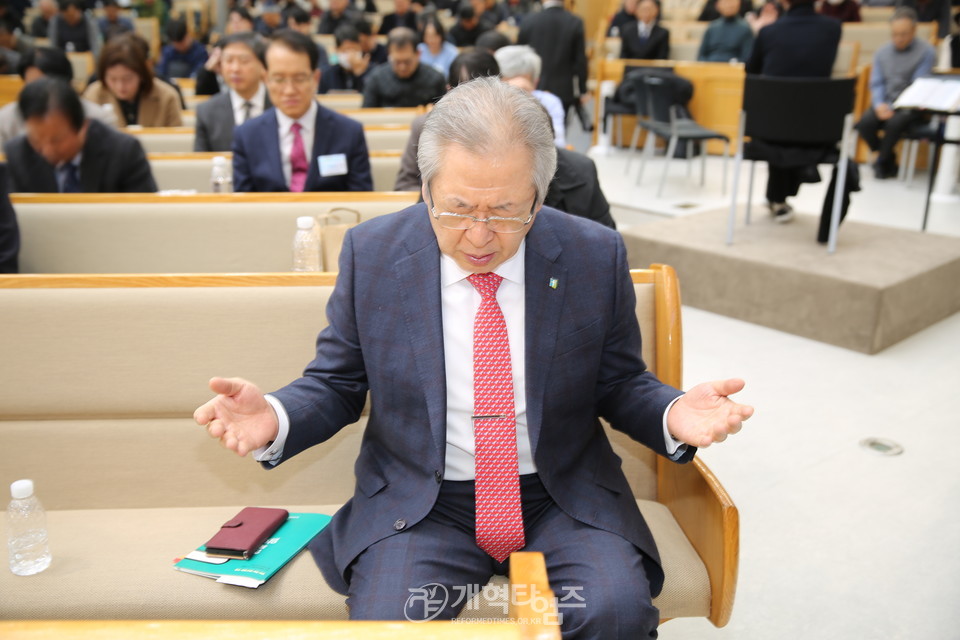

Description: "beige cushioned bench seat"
0 270 723 624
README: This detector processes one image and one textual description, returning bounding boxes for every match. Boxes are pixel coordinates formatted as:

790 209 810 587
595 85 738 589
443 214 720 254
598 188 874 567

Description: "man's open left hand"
666 379 754 448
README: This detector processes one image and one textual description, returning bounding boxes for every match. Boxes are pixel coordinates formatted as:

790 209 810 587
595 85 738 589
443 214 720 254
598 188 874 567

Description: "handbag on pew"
203 507 289 559
317 207 360 272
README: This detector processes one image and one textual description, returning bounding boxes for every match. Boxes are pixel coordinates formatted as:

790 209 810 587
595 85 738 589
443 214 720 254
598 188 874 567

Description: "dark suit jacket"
378 11 418 34
0 163 18 273
231 105 373 192
745 4 840 78
545 148 616 229
518 6 588 106
2 119 157 193
268 204 695 598
619 21 671 61
194 89 272 152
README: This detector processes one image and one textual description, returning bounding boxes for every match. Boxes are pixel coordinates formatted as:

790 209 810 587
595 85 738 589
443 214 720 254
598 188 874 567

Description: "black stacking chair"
726 75 858 254
625 72 730 197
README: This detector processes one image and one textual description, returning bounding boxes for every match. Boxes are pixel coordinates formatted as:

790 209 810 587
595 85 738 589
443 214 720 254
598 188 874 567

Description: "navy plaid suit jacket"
269 203 696 597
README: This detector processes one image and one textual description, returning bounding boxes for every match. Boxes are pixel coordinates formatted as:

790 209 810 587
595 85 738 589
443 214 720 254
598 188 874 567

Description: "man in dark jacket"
518 0 588 119
744 0 840 223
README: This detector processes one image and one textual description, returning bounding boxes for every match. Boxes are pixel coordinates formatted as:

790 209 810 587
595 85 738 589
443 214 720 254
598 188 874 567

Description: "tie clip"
471 414 505 420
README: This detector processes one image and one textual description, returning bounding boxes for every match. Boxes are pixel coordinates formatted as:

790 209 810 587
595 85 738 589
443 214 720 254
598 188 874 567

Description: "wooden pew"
125 123 411 153
10 192 419 273
145 150 404 193
0 74 23 109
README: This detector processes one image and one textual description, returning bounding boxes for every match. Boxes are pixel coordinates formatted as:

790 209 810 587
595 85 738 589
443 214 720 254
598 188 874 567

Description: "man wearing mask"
194 33 270 152
318 23 371 93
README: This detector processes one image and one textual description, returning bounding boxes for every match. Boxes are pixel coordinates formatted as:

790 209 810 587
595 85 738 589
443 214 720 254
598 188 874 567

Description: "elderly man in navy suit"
195 77 753 639
232 29 373 192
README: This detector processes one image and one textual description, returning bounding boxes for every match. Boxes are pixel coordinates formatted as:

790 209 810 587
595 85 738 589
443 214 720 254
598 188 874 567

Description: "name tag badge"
318 153 348 177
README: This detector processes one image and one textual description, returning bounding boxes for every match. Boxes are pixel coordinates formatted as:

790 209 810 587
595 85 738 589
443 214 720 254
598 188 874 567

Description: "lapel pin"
549 278 559 289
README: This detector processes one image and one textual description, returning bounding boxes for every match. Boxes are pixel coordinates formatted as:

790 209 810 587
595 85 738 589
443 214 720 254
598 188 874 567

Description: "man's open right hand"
193 377 279 457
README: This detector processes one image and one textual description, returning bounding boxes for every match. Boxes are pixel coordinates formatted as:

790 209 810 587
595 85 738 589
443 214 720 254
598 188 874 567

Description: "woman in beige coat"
83 33 182 127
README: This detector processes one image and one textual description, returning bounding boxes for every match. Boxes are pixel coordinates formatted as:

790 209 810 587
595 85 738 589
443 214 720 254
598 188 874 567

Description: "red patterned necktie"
290 122 308 192
468 272 525 563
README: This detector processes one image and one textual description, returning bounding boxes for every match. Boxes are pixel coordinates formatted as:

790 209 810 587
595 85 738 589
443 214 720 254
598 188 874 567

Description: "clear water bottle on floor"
7 479 52 576
292 216 321 272
210 155 232 193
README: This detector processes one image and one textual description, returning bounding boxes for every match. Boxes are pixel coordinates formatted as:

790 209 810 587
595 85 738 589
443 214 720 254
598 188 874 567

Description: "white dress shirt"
257 240 686 468
229 83 267 126
274 100 316 188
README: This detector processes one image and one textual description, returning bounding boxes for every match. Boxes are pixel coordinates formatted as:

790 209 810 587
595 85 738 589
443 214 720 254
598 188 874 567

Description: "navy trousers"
342 474 660 639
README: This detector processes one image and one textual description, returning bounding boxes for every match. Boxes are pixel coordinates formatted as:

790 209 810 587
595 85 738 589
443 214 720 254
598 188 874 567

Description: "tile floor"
567 122 960 638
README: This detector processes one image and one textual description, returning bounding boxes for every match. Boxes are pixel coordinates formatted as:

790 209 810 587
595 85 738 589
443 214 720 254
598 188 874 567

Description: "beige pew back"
126 124 411 153
11 192 419 274
146 151 404 193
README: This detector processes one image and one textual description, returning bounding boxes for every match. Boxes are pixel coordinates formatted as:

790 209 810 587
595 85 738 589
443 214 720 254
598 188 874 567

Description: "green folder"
174 512 331 588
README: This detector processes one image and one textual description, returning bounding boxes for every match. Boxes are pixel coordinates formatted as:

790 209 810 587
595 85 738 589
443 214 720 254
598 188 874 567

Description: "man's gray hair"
494 45 542 84
418 76 557 206
891 6 918 23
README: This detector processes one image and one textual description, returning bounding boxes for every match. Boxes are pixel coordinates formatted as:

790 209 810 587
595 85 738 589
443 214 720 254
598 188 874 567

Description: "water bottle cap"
297 216 315 230
212 155 227 166
11 479 34 500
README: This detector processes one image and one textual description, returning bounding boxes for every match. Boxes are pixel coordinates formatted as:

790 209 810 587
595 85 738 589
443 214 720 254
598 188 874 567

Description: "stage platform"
620 209 960 354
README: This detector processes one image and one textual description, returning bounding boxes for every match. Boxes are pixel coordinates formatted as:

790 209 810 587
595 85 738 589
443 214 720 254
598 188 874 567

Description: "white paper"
318 153 348 177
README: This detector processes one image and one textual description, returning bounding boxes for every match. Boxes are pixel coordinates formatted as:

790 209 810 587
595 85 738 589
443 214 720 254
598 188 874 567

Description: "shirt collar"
56 152 82 171
229 83 266 112
275 99 317 134
441 238 526 288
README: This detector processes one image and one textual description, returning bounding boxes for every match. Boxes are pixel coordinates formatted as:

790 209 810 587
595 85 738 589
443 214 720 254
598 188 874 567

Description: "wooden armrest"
657 457 739 627
508 552 562 640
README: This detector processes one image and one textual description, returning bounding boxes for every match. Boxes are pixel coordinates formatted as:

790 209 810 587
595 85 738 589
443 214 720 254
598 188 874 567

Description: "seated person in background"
856 7 935 179
697 0 754 62
819 0 861 22
256 3 284 37
698 0 754 20
232 29 372 192
494 45 566 147
3 77 157 193
608 0 638 36
286 5 330 68
30 0 58 38
0 163 18 274
318 0 360 35
394 49 500 191
417 12 459 77
195 33 269 152
318 23 371 93
157 18 208 78
0 17 35 60
356 19 389 66
620 0 670 60
48 0 102 57
83 33 182 127
475 28 511 54
98 0 134 42
0 46 117 147
746 0 782 32
362 27 446 107
895 0 950 38
745 0 840 222
379 0 418 34
133 0 168 31
226 7 255 35
475 0 508 28
447 1 491 47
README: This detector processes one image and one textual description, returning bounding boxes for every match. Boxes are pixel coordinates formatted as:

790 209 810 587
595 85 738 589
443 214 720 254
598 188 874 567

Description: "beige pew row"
125 124 411 153
0 266 735 628
9 192 418 274
180 107 424 128
146 151 404 193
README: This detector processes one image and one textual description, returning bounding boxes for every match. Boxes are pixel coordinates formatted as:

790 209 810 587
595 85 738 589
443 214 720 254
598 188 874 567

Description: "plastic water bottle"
210 155 232 193
7 480 52 576
292 216 321 271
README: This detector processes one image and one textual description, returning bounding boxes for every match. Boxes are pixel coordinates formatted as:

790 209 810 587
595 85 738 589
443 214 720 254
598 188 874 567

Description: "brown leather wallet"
204 507 289 559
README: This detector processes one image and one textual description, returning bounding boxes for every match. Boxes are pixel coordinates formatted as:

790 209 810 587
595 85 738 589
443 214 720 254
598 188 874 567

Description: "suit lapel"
306 104 328 188
392 206 447 461
78 121 103 192
259 109 286 190
523 210 566 456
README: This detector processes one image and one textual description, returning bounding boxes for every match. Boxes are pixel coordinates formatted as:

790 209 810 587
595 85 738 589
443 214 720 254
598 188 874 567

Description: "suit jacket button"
394 519 406 531
435 470 442 483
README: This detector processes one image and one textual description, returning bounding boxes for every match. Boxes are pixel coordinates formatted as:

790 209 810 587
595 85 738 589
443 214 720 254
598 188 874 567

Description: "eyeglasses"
427 186 536 234
267 74 313 87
